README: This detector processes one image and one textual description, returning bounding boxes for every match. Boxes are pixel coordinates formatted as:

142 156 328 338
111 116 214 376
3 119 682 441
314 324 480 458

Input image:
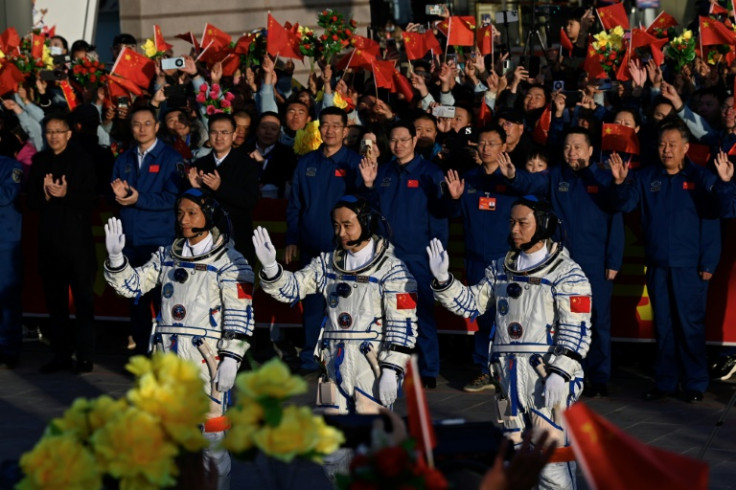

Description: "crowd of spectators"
1 4 736 402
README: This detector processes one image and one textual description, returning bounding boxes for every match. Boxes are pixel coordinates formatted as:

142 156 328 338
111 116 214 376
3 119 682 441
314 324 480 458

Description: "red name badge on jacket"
683 182 695 190
335 168 346 177
407 179 419 188
479 197 496 210
149 164 160 173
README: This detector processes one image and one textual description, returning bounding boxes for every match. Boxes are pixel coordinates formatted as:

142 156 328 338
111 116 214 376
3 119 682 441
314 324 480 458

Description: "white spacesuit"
428 197 592 490
254 196 418 414
104 189 254 490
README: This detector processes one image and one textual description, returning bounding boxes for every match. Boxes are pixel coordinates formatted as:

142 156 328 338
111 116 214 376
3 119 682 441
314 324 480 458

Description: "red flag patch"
569 295 591 313
407 179 419 188
396 292 418 309
683 182 696 190
237 282 253 299
334 168 346 177
149 164 160 173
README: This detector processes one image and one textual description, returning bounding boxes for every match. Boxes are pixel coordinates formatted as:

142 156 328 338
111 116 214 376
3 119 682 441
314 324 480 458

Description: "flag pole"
490 25 495 70
445 17 452 63
339 49 357 83
372 61 379 99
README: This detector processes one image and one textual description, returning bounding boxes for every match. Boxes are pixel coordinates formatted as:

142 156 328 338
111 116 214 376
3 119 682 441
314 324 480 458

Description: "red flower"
304 43 312 50
608 51 617 60
331 15 338 22
374 447 409 478
89 74 97 83
332 34 338 41
321 34 328 41
345 29 352 36
350 19 357 27
322 9 328 15
349 453 371 471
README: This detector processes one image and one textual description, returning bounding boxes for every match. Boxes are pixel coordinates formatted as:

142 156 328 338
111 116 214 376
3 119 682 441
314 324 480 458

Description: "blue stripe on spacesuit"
509 356 519 416
451 287 481 319
333 342 356 412
530 408 564 431
355 386 381 404
546 324 553 344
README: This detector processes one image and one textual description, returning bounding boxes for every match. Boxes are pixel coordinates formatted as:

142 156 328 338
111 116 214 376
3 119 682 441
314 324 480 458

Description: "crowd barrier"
19 196 736 344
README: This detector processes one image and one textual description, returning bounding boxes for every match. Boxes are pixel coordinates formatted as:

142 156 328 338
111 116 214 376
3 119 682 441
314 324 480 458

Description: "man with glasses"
360 120 449 387
286 106 362 372
496 109 532 168
111 106 183 356
189 113 258 265
27 115 97 373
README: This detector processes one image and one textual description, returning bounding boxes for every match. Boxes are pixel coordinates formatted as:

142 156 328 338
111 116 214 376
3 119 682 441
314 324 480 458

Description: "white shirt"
517 246 550 271
345 238 375 270
214 149 230 167
181 233 214 258
137 139 158 169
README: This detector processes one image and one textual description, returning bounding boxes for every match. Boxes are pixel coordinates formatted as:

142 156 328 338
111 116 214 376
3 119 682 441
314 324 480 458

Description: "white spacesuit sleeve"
260 254 328 303
548 262 593 379
216 252 255 361
378 262 419 371
104 247 166 300
432 264 497 320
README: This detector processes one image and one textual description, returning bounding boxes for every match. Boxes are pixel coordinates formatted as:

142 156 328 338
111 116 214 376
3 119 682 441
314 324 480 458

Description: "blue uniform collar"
654 158 696 178
390 153 422 172
319 144 349 162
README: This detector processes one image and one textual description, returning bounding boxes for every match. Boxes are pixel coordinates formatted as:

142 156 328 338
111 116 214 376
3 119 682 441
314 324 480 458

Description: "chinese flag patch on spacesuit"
569 295 591 313
237 282 253 299
396 292 418 309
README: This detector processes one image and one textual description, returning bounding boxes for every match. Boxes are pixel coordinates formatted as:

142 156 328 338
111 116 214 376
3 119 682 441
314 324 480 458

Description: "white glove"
104 217 126 267
252 226 279 277
214 357 239 392
378 368 399 406
426 237 450 283
543 372 568 409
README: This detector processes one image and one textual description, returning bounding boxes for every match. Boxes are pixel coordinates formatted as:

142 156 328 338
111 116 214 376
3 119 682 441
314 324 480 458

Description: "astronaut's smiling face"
177 199 208 244
509 204 538 250
333 206 365 253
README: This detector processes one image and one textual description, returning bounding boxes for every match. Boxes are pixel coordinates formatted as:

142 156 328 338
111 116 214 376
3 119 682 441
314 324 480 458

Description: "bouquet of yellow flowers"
222 357 344 463
665 30 696 70
141 38 166 59
17 353 210 490
293 120 323 156
591 26 626 77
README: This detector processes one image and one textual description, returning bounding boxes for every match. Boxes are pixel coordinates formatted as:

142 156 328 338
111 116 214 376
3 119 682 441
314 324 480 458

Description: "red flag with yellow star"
201 23 231 52
352 35 380 56
583 42 607 79
597 3 630 31
110 47 155 90
266 14 303 60
154 25 173 52
532 105 552 145
646 11 678 37
447 16 475 46
477 25 494 56
699 16 736 45
335 48 377 70
602 123 639 155
107 74 144 98
402 32 429 60
31 34 45 60
565 403 708 490
631 28 667 66
372 60 396 90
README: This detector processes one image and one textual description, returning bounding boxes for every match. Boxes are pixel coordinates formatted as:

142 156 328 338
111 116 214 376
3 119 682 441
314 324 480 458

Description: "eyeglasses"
45 129 69 135
389 137 413 144
209 130 233 136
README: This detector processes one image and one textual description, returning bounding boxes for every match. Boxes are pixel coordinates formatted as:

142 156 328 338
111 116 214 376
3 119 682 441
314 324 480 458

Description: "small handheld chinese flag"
404 355 437 467
154 25 173 52
560 27 573 56
597 3 630 31
447 16 475 46
601 124 640 155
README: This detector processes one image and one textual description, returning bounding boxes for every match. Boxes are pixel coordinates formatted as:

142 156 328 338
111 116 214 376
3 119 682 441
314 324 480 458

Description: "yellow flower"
87 395 129 433
611 25 624 38
91 406 179 487
126 353 209 451
332 91 349 109
47 397 93 441
42 44 53 69
252 406 320 462
298 25 313 36
683 29 693 41
142 38 157 58
312 415 345 458
222 398 264 452
236 357 307 400
17 434 101 490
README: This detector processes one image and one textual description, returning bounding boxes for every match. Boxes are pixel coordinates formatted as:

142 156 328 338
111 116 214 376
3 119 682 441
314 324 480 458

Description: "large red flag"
0 28 20 53
154 25 173 52
477 25 494 56
423 31 441 53
351 35 380 56
700 16 736 45
597 3 630 31
601 123 639 154
110 47 155 90
266 14 303 60
560 27 573 56
201 23 231 52
372 60 396 90
565 403 708 490
583 43 607 79
31 34 46 60
646 11 678 37
0 63 24 95
107 74 144 98
402 32 429 60
630 28 666 66
393 71 415 102
447 16 475 46
404 355 437 462
532 105 552 144
335 48 377 70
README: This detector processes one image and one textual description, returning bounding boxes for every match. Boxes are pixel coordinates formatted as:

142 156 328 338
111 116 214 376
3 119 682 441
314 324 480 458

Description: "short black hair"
113 33 137 47
564 127 592 147
389 120 416 138
43 113 71 131
258 111 282 127
657 119 691 143
614 108 641 127
71 39 94 54
207 112 235 130
128 105 157 123
413 112 438 128
50 35 68 51
319 106 348 126
478 124 507 143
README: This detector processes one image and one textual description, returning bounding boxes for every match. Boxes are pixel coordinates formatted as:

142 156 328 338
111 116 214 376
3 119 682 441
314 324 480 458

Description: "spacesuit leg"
203 431 231 490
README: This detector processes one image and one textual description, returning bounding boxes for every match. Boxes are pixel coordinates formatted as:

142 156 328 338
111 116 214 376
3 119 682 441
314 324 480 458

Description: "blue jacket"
510 164 625 270
611 160 720 271
367 155 449 261
0 156 22 243
449 165 525 264
111 139 183 248
286 145 362 256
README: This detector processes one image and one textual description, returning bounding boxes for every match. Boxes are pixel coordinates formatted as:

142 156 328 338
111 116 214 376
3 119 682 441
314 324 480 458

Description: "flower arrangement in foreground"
665 30 696 70
591 26 626 77
317 9 356 63
293 120 323 156
222 357 344 462
196 82 235 115
17 353 210 490
70 57 108 86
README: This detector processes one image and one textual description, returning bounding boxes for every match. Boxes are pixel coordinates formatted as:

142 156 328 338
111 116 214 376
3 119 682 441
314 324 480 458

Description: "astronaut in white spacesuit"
103 188 254 490
253 195 418 414
427 196 592 490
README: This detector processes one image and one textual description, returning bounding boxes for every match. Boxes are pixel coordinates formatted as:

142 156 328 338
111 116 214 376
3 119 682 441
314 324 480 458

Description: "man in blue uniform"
360 120 449 387
443 124 526 391
0 131 23 368
500 128 624 397
285 106 362 371
111 106 183 356
609 120 720 402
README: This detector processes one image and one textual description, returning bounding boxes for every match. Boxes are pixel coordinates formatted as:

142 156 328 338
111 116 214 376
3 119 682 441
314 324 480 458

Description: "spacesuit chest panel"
324 274 383 335
159 262 222 330
494 275 556 346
